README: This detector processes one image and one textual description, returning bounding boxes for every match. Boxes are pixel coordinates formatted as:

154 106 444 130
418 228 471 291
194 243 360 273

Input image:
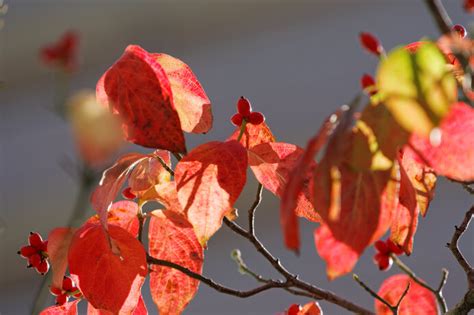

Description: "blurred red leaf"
228 122 275 149
68 224 147 314
153 53 212 134
149 210 203 315
40 31 78 72
86 201 140 237
87 296 147 315
248 142 319 252
175 140 247 245
96 45 185 152
375 274 438 315
47 228 76 289
410 102 474 182
91 153 146 230
40 300 80 315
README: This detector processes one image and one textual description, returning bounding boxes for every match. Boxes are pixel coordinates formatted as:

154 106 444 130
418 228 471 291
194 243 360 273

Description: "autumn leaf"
149 210 203 315
96 45 186 152
39 300 80 315
377 42 457 136
375 274 438 315
299 301 323 315
86 201 140 237
228 121 275 149
87 296 148 315
410 102 474 182
153 53 212 134
128 150 172 197
68 224 147 314
91 153 147 229
175 140 247 245
248 142 319 252
47 227 76 289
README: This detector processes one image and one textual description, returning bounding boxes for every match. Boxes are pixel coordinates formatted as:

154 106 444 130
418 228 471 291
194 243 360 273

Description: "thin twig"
248 184 262 236
156 155 174 176
424 0 452 34
147 254 290 298
391 254 448 313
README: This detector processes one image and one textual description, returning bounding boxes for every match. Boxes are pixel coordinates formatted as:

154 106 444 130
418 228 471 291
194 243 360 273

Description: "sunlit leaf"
96 45 186 152
376 274 438 315
47 227 76 289
410 102 474 181
153 53 212 134
39 300 79 315
129 150 172 197
149 210 203 315
175 140 247 245
68 224 147 314
86 201 140 237
228 122 275 149
87 296 147 315
377 42 457 135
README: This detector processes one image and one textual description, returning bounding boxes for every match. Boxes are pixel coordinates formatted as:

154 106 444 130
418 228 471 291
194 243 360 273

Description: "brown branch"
147 254 290 298
248 183 263 236
446 206 474 315
424 0 452 34
391 254 448 313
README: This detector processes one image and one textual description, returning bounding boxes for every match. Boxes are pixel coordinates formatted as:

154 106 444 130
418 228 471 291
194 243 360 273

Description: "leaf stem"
236 120 247 142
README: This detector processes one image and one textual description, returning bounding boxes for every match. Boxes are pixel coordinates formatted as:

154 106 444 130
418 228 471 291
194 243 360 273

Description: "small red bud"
237 97 252 117
62 276 75 291
121 187 136 200
360 74 377 96
248 112 265 125
452 24 467 38
359 32 383 56
231 113 244 126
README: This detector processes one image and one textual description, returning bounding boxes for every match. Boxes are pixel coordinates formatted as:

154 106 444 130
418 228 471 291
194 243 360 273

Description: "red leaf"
314 225 360 279
68 224 147 314
128 150 172 196
149 210 203 315
96 45 186 152
88 296 147 315
248 142 319 252
175 140 247 245
228 122 275 149
39 300 80 315
375 274 438 315
91 153 146 229
153 53 212 134
86 201 140 237
410 102 474 181
47 228 76 289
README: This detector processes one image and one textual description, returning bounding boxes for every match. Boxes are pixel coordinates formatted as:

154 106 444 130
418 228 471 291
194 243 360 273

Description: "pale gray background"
1 1 473 314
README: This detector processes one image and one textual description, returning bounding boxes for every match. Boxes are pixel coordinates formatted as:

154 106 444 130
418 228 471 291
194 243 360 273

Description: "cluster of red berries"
17 232 50 275
373 239 404 271
231 97 265 126
49 276 82 305
40 30 78 72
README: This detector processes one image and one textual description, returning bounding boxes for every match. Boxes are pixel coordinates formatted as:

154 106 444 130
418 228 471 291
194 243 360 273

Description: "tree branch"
147 254 290 298
424 0 452 34
248 183 263 236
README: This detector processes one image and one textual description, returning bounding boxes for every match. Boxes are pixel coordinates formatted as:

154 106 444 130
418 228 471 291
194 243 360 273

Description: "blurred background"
1 0 473 314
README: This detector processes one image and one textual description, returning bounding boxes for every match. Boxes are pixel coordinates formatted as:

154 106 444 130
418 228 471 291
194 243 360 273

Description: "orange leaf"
248 142 319 252
86 201 140 237
410 102 474 181
40 300 80 315
68 224 147 314
47 227 76 289
153 53 212 134
91 153 146 229
376 274 438 315
87 296 147 315
129 150 172 197
228 122 275 149
96 45 185 152
175 140 247 245
149 210 203 315
299 301 323 315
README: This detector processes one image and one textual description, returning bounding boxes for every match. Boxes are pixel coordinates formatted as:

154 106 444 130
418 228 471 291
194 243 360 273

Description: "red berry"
374 240 388 254
387 239 404 255
28 253 42 267
248 112 265 125
62 277 75 291
29 232 43 248
452 24 467 38
464 0 474 13
287 304 301 315
49 286 62 296
360 74 377 96
237 97 252 117
18 245 37 258
374 253 392 271
56 293 68 306
122 187 136 200
359 32 383 56
231 113 244 126
39 240 48 252
36 260 50 275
